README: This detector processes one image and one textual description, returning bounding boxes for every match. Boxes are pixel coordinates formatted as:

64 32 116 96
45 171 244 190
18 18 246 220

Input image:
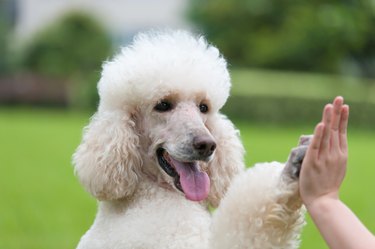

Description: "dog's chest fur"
77 184 211 249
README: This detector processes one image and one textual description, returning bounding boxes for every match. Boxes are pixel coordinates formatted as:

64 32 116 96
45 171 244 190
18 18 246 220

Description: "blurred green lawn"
0 108 96 249
1 108 374 249
231 69 375 103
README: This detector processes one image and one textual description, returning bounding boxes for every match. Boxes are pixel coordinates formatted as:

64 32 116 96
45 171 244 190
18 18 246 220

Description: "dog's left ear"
206 114 245 207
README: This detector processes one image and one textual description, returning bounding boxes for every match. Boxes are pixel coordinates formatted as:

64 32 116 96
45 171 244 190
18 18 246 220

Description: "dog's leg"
210 136 311 249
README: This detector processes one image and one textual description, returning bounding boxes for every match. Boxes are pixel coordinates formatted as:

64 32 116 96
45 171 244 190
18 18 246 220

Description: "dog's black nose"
193 136 216 158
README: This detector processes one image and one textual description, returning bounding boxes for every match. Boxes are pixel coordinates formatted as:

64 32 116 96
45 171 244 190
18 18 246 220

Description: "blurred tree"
0 0 17 74
22 12 112 109
189 0 375 77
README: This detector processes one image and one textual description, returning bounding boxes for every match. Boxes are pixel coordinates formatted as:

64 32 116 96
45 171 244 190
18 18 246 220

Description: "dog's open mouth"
156 148 210 202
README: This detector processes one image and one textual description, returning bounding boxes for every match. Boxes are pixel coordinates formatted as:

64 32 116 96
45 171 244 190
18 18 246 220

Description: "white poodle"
73 30 308 249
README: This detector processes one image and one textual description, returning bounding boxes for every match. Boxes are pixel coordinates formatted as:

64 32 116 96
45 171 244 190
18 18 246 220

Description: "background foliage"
21 12 113 109
0 0 16 74
189 0 375 77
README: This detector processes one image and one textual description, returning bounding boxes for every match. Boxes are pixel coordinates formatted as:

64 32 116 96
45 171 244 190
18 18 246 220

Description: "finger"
331 96 344 132
307 122 325 159
339 105 349 152
331 97 344 150
320 104 332 152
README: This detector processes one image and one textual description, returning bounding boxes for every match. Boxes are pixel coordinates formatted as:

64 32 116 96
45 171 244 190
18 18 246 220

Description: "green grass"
0 108 97 249
1 108 374 249
231 68 375 103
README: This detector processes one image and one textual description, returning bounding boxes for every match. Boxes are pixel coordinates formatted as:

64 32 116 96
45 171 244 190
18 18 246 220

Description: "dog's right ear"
73 110 142 200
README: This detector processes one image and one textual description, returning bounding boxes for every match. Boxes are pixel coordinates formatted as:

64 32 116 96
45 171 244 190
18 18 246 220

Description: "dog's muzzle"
156 148 210 202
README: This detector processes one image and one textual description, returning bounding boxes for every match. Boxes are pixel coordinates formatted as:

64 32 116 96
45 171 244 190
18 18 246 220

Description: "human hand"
299 96 349 208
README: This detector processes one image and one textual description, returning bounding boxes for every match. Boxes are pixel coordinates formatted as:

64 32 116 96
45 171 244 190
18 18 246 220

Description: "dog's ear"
206 114 245 207
73 110 142 200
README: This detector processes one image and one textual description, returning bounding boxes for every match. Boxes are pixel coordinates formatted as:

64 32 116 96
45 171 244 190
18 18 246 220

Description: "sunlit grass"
231 69 375 103
0 108 96 249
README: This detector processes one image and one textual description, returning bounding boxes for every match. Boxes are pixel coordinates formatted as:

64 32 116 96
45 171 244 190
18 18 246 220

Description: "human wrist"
305 195 341 217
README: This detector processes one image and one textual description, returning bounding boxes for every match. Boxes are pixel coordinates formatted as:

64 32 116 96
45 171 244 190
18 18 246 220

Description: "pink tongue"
169 157 210 201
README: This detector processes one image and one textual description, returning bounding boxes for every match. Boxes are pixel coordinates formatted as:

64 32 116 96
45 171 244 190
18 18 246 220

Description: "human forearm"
307 197 375 249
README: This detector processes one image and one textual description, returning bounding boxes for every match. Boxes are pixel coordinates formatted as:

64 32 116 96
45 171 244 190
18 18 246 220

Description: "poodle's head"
73 30 244 206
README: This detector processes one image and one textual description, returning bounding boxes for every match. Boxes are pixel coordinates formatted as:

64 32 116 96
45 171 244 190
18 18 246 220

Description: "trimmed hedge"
222 95 375 129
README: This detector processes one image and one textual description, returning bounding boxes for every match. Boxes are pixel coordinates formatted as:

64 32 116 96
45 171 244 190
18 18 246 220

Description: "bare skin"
299 96 375 249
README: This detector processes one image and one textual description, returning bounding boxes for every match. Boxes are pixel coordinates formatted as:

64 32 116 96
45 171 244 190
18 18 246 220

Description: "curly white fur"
73 30 305 249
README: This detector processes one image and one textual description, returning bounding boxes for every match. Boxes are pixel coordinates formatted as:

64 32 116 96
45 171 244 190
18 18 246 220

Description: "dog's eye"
199 103 209 113
154 101 173 112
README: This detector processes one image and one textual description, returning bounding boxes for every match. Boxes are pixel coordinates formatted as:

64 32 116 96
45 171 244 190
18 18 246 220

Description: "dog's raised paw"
283 135 312 180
